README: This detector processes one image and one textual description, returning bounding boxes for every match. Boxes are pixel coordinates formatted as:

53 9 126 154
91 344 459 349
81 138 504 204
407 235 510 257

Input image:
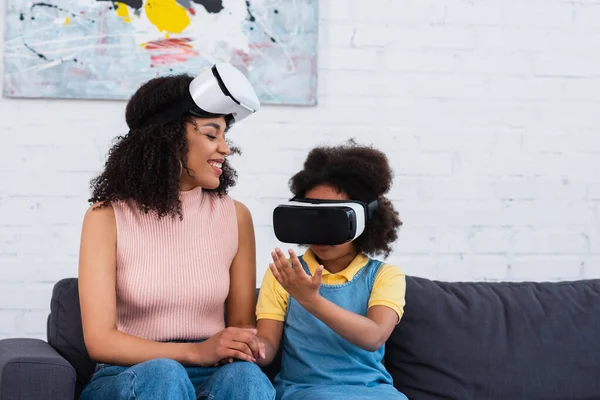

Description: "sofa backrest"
385 276 600 400
48 276 600 400
47 278 93 400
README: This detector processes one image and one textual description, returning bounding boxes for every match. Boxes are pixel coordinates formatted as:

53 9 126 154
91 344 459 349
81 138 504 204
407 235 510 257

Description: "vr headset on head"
273 197 378 245
143 63 260 127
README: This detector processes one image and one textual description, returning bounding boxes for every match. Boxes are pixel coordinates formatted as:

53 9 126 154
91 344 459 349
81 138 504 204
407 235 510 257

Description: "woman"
78 64 275 400
255 141 408 400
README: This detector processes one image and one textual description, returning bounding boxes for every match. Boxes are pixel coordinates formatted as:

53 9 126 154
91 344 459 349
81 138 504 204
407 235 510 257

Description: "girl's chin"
311 245 335 256
311 245 330 250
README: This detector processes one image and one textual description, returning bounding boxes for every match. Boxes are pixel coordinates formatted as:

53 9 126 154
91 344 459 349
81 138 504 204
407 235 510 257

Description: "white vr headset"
273 198 379 245
144 63 260 126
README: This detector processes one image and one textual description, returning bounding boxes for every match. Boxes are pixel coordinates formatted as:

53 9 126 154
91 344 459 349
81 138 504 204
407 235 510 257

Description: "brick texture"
0 0 598 338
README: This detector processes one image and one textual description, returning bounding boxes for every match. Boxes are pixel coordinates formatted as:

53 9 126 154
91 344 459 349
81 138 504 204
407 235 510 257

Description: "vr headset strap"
290 196 379 221
142 93 197 126
141 92 228 127
365 198 378 220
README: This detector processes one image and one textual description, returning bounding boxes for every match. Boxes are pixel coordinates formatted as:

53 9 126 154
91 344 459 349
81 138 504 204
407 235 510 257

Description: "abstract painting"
2 0 318 105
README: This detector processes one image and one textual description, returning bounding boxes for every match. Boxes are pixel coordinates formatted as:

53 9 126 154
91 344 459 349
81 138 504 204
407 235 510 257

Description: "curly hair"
289 139 402 258
88 74 240 219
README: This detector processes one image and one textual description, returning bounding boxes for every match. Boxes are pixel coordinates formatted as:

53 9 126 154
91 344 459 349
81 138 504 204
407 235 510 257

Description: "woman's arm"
225 200 257 329
218 200 265 362
270 248 398 352
78 203 259 367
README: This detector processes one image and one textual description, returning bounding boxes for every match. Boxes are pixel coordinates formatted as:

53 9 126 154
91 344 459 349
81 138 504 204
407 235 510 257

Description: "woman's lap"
80 358 274 400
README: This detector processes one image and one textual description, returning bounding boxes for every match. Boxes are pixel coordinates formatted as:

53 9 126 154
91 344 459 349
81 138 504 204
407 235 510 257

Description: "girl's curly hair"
88 74 240 219
289 140 402 258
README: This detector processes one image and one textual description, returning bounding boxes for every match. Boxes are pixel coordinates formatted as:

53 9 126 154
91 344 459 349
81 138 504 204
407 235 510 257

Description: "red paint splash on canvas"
143 38 199 67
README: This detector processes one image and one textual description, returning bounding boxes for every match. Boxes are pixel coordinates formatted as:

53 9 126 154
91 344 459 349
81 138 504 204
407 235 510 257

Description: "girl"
256 141 408 399
78 65 274 400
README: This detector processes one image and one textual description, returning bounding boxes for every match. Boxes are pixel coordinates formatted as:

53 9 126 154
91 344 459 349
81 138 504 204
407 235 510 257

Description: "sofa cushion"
47 278 95 399
385 276 600 400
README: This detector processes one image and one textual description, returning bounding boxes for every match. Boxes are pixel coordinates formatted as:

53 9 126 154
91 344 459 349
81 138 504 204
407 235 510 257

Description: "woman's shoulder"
232 198 250 214
84 201 116 222
232 199 253 227
203 194 252 229
81 201 117 240
87 199 142 225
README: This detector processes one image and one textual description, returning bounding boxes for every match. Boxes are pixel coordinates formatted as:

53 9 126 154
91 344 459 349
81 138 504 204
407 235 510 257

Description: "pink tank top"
112 186 238 341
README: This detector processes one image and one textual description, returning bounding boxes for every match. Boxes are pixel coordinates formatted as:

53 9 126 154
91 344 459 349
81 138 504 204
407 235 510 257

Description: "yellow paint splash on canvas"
145 0 190 34
114 2 131 23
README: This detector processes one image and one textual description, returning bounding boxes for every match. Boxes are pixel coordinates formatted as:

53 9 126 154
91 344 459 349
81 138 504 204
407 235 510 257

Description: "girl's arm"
78 203 261 367
300 296 397 352
256 319 284 366
270 248 398 352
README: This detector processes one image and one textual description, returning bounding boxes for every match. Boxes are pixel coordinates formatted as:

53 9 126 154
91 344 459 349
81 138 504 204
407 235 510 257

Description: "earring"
179 159 183 177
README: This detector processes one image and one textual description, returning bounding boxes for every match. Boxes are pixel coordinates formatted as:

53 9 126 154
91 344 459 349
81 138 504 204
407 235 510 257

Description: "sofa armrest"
0 338 76 400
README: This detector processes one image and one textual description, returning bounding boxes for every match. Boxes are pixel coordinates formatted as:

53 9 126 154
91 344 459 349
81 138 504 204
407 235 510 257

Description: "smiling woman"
86 76 239 218
76 64 275 400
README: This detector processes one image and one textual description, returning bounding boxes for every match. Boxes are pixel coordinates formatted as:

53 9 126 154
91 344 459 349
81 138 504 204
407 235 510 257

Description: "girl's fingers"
270 263 287 286
288 249 307 277
273 249 293 280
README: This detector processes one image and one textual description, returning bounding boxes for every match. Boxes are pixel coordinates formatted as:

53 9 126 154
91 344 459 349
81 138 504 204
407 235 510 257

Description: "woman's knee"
210 361 275 399
81 359 194 400
218 361 274 391
218 361 265 379
128 358 195 398
131 358 187 378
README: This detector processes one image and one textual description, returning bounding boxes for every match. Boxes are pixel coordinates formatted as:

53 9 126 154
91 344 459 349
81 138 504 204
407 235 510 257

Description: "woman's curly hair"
88 74 240 219
289 140 402 258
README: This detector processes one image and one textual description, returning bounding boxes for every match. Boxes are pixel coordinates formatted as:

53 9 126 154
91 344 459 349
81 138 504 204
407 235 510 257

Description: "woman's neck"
179 181 197 192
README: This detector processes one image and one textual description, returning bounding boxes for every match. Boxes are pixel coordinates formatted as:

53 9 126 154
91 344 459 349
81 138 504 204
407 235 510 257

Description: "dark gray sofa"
1 276 600 400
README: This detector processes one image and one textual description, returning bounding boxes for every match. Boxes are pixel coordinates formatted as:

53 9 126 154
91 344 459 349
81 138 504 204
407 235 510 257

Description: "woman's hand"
270 248 323 306
211 340 267 367
187 327 265 367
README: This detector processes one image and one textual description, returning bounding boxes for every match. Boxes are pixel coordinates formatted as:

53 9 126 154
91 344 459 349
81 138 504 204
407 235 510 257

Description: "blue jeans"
80 358 275 400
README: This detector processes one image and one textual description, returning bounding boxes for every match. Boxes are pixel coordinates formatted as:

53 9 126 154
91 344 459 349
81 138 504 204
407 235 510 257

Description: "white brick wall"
1 0 599 339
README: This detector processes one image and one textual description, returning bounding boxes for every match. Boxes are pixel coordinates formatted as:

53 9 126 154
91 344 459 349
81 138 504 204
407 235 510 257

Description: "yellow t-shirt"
256 249 406 323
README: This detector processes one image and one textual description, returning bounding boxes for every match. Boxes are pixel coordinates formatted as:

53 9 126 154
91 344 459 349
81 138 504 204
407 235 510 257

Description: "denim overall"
273 256 408 400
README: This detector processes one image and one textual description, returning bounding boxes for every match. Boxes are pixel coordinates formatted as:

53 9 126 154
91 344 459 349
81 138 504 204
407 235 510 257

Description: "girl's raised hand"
269 248 323 305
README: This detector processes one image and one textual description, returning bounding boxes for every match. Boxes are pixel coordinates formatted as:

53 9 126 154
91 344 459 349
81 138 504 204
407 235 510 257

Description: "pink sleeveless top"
112 186 238 341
